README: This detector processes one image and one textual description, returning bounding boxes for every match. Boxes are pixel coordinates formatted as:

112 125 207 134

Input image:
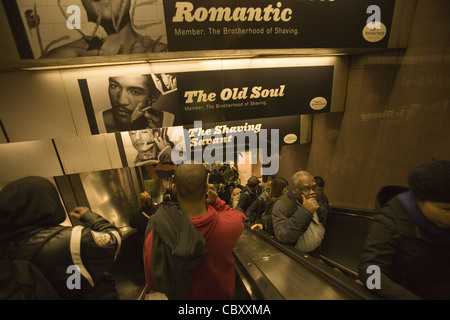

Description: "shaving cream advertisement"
4 0 396 59
79 66 333 135
176 66 333 124
164 0 395 51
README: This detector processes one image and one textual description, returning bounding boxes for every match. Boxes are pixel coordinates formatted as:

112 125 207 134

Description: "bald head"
174 164 209 203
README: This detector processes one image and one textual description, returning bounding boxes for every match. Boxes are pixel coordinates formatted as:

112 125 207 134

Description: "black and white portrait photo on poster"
79 73 179 134
120 126 185 167
3 0 167 59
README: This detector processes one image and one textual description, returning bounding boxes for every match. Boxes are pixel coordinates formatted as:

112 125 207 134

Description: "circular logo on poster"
283 134 298 144
362 22 387 42
309 97 327 110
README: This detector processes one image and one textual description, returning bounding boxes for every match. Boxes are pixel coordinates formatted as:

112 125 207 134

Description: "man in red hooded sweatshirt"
143 163 245 300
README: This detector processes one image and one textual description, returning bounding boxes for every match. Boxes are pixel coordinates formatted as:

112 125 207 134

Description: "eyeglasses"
294 184 318 193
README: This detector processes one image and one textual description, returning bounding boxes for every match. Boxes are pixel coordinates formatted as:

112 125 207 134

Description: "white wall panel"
53 133 121 174
0 71 77 142
0 140 63 182
0 127 7 144
103 133 124 169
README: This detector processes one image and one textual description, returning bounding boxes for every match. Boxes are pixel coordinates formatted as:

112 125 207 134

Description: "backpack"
0 226 67 300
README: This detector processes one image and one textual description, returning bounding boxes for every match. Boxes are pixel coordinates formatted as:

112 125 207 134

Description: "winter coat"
359 191 450 300
0 176 121 300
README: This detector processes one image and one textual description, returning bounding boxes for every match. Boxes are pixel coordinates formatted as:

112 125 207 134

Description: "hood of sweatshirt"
0 176 66 242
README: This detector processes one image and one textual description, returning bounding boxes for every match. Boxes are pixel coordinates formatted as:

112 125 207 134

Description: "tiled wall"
306 0 450 209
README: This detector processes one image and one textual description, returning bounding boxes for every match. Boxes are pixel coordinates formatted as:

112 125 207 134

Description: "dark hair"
173 164 208 202
269 177 289 200
408 160 450 203
314 176 325 188
108 75 161 105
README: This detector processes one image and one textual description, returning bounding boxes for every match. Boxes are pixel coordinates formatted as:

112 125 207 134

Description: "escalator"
233 208 379 300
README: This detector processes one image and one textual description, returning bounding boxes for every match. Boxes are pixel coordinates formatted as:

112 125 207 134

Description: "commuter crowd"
0 160 449 300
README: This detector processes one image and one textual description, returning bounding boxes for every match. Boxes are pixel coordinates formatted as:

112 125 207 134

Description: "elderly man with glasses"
271 171 330 258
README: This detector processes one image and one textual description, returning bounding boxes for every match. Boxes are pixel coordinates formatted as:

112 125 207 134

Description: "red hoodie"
143 197 245 299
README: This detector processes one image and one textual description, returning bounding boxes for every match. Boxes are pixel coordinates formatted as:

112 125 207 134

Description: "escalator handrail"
246 224 379 300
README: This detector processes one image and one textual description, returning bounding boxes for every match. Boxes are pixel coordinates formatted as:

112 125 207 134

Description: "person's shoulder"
272 196 287 212
214 206 245 223
379 196 406 218
370 196 410 234
240 187 250 195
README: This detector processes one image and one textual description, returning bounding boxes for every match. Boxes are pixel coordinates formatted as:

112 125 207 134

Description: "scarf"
398 190 450 245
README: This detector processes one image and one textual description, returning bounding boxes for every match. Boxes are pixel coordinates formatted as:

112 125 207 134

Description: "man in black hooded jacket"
0 176 121 300
359 160 450 300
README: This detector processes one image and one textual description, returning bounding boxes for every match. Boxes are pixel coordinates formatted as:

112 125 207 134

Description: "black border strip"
51 138 66 176
78 79 99 134
115 132 128 168
2 0 34 59
0 118 10 143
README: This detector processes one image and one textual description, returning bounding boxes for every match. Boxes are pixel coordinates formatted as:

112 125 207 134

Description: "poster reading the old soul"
3 0 396 59
175 66 333 124
78 66 333 134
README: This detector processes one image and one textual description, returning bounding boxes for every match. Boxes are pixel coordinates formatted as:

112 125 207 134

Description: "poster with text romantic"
3 0 396 59
163 0 396 51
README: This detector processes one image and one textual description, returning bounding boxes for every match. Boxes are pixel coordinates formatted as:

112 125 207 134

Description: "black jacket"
246 191 269 224
235 185 259 214
359 191 450 300
272 188 329 245
130 203 158 248
0 176 121 300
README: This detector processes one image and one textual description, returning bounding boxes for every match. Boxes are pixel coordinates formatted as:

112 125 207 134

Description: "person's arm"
359 215 421 300
235 192 249 213
70 207 120 237
245 197 260 222
69 207 122 285
206 185 245 221
272 200 302 244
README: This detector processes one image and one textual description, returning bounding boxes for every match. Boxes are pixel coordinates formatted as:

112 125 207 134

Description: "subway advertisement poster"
3 0 396 59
